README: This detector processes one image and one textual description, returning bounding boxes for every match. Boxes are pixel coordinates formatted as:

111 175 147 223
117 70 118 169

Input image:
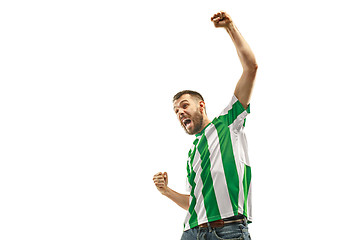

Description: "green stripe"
244 104 250 127
187 142 198 228
246 104 251 114
197 134 221 220
213 118 240 215
188 138 200 157
218 100 247 126
242 164 252 217
187 138 200 188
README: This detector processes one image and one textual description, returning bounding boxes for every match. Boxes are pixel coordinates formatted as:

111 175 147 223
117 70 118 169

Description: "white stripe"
183 195 192 230
228 111 250 166
191 149 208 224
232 110 248 132
237 163 245 216
239 130 250 166
228 129 245 215
204 124 233 217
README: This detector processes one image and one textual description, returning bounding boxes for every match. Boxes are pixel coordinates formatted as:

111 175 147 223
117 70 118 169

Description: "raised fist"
211 11 233 28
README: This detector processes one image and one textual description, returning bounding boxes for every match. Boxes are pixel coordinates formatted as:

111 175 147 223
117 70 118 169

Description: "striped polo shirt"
183 95 252 231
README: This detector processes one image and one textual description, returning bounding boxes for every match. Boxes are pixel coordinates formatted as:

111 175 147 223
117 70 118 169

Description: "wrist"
225 22 236 32
161 187 170 196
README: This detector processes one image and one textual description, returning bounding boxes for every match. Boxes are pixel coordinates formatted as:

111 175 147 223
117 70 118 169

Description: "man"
153 11 257 240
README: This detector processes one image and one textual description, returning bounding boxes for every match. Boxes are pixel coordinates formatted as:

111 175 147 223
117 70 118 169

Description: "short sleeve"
217 95 250 132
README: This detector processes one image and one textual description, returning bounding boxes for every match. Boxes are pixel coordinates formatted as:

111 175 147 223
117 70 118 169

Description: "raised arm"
211 11 258 109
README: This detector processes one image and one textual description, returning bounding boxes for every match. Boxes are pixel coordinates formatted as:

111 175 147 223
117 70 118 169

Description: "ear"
199 101 206 113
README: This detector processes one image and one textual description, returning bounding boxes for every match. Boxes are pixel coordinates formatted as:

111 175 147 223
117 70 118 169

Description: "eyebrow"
173 100 189 110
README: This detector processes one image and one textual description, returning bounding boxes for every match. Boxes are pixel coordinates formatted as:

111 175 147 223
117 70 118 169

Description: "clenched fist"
153 172 168 195
211 11 233 28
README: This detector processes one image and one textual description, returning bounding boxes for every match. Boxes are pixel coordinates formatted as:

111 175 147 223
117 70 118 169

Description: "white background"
1 0 360 239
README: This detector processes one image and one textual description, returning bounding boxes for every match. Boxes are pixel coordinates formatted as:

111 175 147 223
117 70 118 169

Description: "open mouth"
183 119 191 128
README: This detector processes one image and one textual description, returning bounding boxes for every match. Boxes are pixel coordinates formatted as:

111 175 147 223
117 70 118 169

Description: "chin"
186 130 194 135
188 128 200 135
183 127 195 135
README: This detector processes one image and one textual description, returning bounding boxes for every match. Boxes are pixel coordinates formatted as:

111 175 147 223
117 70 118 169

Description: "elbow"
244 62 258 73
250 60 258 71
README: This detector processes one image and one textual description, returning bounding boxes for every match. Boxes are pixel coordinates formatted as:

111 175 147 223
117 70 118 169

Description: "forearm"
225 23 258 71
163 187 190 211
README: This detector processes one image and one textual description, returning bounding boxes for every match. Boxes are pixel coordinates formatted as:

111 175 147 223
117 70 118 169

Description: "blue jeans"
180 221 251 240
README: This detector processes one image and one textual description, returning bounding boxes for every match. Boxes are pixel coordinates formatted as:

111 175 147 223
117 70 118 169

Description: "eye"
183 103 189 109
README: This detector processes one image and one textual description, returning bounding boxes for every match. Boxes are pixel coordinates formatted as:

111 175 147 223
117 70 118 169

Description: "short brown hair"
173 90 204 102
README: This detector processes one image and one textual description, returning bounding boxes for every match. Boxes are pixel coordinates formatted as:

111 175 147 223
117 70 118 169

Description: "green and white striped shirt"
184 95 252 231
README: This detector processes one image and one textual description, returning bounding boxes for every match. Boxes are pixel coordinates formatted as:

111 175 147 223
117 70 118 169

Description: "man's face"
173 94 204 135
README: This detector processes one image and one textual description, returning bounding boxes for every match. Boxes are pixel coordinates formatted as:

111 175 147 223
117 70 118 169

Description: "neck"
197 116 211 134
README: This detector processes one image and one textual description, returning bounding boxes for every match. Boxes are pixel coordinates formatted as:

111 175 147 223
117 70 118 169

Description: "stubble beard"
183 109 204 135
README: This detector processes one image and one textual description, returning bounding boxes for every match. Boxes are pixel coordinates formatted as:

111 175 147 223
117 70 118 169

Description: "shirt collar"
195 122 211 137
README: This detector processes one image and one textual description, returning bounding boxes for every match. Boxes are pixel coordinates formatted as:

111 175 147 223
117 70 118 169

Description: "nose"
177 109 185 119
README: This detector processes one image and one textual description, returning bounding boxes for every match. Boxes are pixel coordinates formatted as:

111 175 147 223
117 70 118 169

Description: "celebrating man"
153 11 257 240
